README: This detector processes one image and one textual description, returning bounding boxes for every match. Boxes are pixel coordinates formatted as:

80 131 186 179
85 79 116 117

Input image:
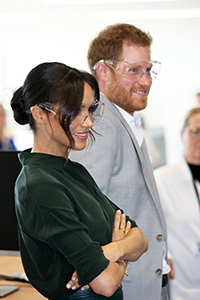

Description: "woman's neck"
184 155 200 166
33 136 69 159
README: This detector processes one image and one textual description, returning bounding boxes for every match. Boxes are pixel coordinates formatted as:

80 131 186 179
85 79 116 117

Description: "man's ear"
31 106 46 124
96 62 109 82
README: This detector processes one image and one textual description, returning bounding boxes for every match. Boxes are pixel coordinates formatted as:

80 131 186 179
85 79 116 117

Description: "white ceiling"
1 0 200 23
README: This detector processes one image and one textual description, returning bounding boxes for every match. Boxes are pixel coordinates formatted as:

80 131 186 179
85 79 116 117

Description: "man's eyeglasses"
31 101 105 125
188 127 200 138
93 59 161 82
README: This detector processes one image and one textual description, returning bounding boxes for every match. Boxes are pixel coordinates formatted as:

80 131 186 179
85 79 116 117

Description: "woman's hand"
112 210 131 242
66 211 131 292
66 271 90 291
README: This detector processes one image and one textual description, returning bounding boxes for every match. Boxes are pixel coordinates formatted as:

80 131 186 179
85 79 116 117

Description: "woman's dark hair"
10 62 99 148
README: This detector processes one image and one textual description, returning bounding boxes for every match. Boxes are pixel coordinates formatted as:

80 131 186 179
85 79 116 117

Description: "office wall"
0 0 200 164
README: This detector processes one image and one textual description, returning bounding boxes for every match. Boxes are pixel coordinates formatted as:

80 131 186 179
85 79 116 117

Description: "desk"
0 256 46 299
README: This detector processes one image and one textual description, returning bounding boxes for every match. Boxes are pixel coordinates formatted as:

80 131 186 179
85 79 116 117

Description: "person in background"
10 62 148 300
69 23 170 300
154 107 200 300
0 104 16 150
140 116 166 169
196 92 200 106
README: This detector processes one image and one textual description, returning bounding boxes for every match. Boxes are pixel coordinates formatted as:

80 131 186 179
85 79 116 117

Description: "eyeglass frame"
187 127 200 138
93 59 161 81
29 101 105 125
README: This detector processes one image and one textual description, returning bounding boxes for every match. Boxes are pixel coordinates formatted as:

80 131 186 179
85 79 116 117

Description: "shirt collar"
114 104 142 128
18 148 69 171
113 104 143 147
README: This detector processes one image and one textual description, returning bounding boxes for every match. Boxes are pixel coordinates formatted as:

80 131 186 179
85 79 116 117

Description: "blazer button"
156 234 163 241
156 269 162 276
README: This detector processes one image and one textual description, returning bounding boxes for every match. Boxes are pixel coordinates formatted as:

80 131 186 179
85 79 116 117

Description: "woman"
10 62 148 300
154 107 200 300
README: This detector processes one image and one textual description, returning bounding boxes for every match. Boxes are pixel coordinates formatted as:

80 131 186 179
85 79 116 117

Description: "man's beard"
106 76 149 115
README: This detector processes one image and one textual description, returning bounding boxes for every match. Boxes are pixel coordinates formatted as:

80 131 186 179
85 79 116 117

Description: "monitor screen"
0 151 21 255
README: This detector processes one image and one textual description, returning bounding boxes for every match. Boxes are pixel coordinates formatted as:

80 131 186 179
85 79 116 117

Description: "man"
70 23 170 300
154 108 200 300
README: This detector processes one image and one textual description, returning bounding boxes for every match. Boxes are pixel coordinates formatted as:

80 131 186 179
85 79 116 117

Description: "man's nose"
137 71 152 86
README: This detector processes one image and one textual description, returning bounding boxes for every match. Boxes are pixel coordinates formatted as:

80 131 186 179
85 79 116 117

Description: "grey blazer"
69 94 169 300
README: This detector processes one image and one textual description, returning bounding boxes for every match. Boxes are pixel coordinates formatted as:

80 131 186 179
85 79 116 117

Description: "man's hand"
168 259 175 279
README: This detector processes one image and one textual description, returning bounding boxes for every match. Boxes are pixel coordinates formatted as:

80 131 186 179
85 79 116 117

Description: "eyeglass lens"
77 102 104 124
105 60 161 81
119 61 159 80
189 128 200 137
37 101 104 125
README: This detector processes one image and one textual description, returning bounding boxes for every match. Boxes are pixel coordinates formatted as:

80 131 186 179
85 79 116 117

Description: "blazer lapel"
101 94 165 224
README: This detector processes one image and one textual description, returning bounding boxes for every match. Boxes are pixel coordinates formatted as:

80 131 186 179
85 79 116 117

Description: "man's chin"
133 100 148 112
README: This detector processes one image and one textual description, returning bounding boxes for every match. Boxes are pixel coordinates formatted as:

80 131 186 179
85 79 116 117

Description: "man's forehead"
120 43 151 60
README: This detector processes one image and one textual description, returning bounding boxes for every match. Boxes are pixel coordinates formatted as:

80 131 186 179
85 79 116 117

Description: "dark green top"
15 149 137 300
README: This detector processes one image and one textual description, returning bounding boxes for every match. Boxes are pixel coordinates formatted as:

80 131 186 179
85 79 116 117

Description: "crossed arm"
66 210 148 297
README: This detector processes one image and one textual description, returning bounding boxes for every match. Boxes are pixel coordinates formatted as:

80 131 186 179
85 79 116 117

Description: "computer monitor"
0 151 21 256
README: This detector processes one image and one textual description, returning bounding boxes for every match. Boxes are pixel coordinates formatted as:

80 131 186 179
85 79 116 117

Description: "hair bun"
10 87 29 125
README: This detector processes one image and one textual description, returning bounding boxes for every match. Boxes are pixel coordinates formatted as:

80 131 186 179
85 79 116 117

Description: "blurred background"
0 0 200 165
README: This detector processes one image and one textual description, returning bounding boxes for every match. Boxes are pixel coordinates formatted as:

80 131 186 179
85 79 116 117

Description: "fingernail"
66 284 71 289
81 287 85 291
72 286 76 290
72 276 76 281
